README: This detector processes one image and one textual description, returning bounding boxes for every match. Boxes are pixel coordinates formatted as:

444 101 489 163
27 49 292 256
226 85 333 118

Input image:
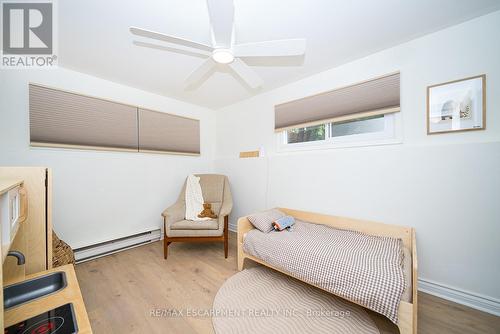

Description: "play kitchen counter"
4 264 92 333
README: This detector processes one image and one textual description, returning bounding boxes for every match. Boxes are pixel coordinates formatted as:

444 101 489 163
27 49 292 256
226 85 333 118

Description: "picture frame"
427 74 486 134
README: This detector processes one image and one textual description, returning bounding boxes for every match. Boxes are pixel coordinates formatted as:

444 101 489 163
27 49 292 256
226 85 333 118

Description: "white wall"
0 68 216 248
215 11 500 302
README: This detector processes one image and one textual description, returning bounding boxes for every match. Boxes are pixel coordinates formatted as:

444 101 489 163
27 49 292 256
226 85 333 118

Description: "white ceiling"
59 0 500 109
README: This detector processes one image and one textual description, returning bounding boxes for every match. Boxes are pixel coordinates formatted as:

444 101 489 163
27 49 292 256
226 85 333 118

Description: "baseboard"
74 229 161 263
418 278 500 316
229 223 237 232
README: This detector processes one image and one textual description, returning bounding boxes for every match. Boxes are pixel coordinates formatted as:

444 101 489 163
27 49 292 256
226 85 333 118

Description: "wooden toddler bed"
237 208 417 334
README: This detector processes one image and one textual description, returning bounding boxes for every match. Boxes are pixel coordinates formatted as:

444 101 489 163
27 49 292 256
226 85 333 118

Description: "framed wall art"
427 74 486 134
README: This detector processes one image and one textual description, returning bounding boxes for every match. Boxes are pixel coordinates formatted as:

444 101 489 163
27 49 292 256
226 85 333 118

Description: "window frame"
277 113 402 152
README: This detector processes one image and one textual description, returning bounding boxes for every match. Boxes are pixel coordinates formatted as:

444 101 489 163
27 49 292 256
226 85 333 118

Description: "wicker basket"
52 231 75 267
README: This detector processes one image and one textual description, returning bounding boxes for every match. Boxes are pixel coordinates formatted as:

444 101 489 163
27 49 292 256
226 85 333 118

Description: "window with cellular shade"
274 72 400 131
138 108 200 155
29 84 139 151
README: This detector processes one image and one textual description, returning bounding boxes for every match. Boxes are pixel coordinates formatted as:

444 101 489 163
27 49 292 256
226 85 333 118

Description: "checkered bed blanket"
243 220 406 324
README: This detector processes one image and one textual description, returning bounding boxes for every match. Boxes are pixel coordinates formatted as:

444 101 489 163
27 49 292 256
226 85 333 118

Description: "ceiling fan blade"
185 58 216 87
132 41 210 58
130 27 213 52
228 58 263 89
233 39 306 57
206 0 234 48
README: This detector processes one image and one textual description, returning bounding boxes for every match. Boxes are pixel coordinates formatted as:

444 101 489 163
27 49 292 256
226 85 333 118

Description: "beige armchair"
162 174 232 259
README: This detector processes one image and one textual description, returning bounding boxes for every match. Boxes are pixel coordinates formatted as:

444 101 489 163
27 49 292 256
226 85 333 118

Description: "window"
29 84 200 155
275 72 401 151
29 84 138 151
280 113 399 150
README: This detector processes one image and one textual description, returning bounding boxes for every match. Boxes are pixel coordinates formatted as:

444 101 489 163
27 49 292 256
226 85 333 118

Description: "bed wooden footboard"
237 208 418 334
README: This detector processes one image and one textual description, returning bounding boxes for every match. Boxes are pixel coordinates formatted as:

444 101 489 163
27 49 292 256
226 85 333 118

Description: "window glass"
287 124 325 144
331 115 384 137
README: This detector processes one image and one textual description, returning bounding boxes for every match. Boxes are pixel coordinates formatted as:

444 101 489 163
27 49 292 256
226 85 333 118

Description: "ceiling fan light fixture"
212 49 234 64
130 0 306 89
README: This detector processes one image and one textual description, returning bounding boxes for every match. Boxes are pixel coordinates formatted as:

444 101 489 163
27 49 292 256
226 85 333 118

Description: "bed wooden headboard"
279 207 413 249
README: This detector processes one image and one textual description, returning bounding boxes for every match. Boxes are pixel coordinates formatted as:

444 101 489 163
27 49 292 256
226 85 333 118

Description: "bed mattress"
243 220 411 324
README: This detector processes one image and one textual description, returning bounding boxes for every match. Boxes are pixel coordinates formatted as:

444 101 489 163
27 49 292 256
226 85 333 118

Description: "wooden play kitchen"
0 167 92 333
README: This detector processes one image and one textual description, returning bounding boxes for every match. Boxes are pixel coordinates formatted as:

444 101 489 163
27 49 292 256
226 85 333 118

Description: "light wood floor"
75 232 499 334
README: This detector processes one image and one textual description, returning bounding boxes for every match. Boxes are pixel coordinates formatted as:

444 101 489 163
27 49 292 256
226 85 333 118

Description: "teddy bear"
198 203 218 219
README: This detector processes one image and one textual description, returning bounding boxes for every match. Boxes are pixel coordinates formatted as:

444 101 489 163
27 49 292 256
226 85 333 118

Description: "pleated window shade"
138 108 200 155
275 73 400 131
30 84 139 151
29 84 201 155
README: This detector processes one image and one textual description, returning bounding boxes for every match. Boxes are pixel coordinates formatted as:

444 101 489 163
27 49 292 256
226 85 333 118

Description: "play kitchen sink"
2 265 92 333
4 271 67 309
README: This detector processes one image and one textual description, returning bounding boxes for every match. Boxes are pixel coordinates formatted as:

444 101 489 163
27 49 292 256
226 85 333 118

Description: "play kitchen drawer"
3 264 92 333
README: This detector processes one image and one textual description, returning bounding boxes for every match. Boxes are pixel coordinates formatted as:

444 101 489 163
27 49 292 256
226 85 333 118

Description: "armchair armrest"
162 201 185 225
219 198 233 218
219 179 233 218
217 196 233 233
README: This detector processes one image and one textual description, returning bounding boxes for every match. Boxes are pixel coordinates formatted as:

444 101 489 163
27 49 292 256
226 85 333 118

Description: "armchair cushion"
167 228 224 237
171 219 218 230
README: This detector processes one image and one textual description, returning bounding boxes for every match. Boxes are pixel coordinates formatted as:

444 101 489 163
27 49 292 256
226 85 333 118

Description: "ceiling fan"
130 0 306 89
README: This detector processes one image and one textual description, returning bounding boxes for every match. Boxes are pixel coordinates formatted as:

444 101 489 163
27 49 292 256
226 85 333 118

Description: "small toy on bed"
272 216 295 231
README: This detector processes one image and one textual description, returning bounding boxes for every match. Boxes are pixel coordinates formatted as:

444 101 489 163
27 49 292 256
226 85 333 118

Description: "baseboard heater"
74 229 161 264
